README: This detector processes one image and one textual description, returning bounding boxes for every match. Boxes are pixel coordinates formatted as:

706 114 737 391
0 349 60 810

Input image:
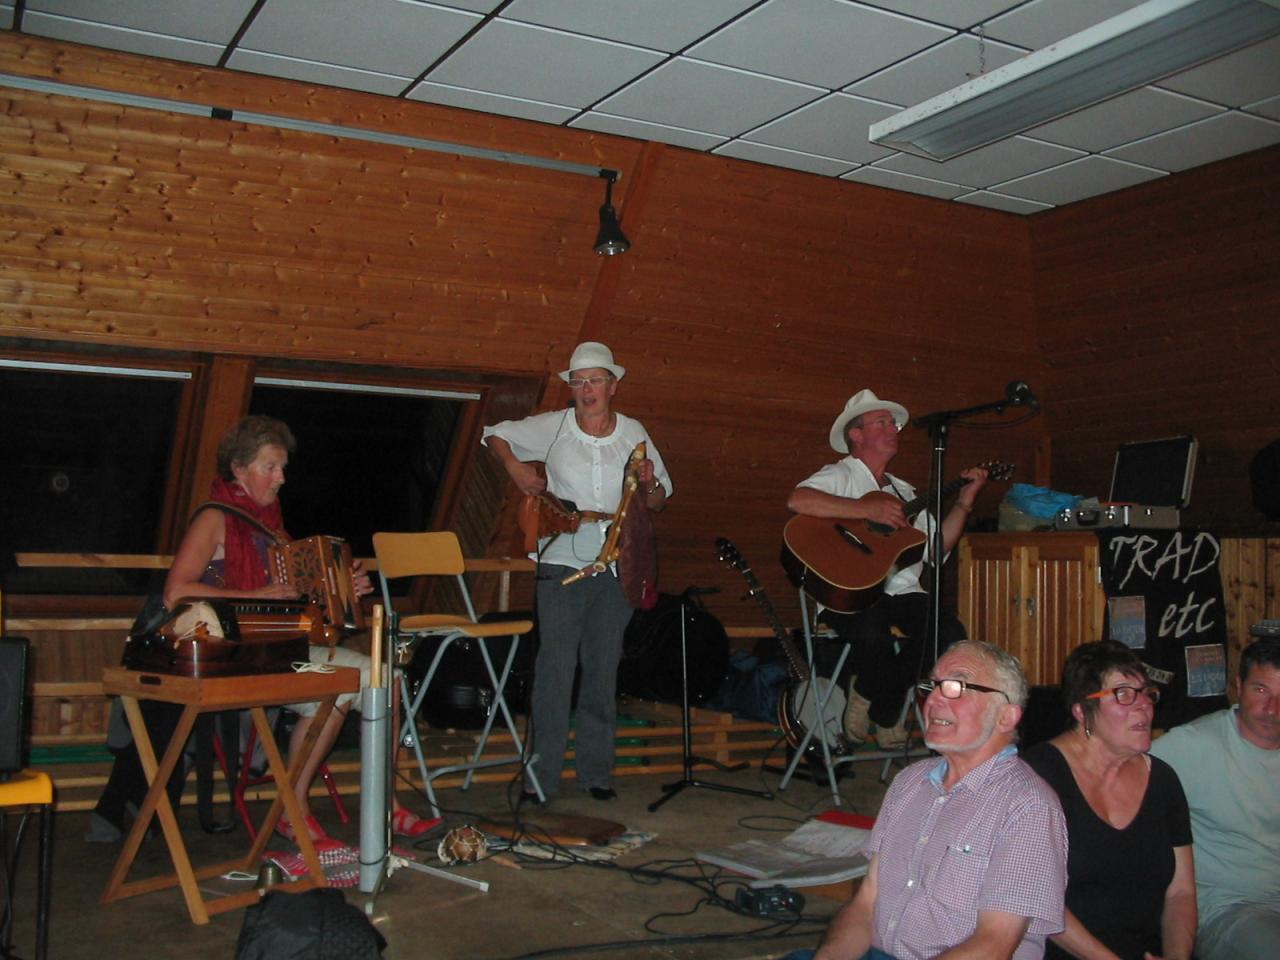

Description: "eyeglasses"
1086 685 1161 705
567 376 612 389
856 416 902 433
918 678 1011 703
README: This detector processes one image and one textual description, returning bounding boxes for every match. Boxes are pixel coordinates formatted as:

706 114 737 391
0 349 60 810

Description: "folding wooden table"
99 665 359 925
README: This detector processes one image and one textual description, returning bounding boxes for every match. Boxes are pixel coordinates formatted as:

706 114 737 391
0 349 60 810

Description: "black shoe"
587 787 617 801
519 790 545 807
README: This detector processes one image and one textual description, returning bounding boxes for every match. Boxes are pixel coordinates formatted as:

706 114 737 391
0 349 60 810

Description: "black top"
1022 741 1192 960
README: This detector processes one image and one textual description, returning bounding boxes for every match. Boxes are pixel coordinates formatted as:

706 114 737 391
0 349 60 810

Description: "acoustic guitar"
715 538 847 757
780 461 1014 613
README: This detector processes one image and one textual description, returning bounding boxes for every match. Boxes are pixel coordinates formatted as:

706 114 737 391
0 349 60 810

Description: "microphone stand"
648 592 774 812
912 394 1019 665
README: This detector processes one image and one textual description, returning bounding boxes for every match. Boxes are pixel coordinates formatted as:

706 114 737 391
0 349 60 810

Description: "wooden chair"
372 532 544 817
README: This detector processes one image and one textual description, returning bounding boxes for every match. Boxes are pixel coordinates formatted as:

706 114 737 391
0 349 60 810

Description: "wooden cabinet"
957 533 1105 686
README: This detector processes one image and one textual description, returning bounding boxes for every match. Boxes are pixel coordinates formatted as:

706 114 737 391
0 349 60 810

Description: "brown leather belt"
578 511 612 523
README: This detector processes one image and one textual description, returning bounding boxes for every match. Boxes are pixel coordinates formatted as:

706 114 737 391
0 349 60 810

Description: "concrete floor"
3 759 897 960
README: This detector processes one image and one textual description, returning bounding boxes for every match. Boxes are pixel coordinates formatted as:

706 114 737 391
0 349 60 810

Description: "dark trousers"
816 592 966 728
528 565 633 796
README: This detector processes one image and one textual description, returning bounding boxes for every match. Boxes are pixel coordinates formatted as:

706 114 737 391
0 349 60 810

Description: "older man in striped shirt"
814 641 1068 960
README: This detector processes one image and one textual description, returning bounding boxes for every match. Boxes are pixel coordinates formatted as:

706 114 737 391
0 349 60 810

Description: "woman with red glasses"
1023 641 1196 960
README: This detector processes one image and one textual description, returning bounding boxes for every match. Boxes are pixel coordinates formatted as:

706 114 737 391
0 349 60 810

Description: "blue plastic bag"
1003 482 1079 519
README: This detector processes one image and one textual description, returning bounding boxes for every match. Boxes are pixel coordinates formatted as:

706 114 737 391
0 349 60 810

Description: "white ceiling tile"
568 112 727 150
501 0 760 52
1247 94 1280 121
596 58 823 137
1155 35 1280 108
956 190 1054 213
26 0 256 40
841 166 970 199
712 140 858 176
430 0 506 12
21 12 224 64
239 0 481 77
743 93 899 163
8 0 1279 211
845 32 1025 106
1106 111 1280 171
983 0 1147 49
427 19 665 107
1027 86 1224 152
408 82 579 124
877 135 1083 187
688 0 953 88
857 1 1025 30
993 154 1165 205
570 113 728 152
227 49 412 95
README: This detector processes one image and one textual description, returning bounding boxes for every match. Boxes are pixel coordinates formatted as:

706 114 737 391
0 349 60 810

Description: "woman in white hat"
482 342 672 802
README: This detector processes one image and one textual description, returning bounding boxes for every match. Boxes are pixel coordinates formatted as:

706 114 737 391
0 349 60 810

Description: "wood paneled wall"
1032 146 1280 539
1 34 1046 633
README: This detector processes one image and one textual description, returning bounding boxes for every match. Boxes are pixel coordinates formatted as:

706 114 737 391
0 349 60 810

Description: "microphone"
1006 380 1039 411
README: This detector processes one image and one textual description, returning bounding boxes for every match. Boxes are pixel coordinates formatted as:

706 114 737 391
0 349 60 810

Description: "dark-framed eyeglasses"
917 678 1011 703
567 375 612 389
1086 684 1160 706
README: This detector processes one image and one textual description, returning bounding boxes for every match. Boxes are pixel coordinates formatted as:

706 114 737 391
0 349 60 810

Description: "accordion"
122 598 326 677
268 535 366 631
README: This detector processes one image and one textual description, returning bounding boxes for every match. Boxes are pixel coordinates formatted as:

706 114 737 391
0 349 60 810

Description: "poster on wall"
1097 529 1229 728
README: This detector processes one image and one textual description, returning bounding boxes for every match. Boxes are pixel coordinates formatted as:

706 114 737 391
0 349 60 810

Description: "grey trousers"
528 564 633 797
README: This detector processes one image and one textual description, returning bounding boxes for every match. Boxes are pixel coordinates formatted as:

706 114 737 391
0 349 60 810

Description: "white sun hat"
558 341 626 382
828 389 910 453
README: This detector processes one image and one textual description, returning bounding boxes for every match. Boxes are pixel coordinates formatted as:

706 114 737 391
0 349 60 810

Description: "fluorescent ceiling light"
869 0 1280 161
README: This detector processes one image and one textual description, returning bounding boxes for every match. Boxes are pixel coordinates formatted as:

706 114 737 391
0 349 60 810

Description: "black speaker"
0 637 31 778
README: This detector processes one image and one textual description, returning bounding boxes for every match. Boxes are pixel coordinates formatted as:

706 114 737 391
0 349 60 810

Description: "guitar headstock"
977 461 1016 483
715 537 745 571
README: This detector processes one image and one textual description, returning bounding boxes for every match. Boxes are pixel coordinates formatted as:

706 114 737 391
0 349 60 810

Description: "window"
0 359 189 594
250 376 477 557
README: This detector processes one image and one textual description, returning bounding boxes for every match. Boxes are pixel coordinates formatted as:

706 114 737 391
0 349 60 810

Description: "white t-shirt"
795 455 938 596
482 409 672 570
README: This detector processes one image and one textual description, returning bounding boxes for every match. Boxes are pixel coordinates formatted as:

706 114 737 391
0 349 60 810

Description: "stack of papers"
696 815 873 889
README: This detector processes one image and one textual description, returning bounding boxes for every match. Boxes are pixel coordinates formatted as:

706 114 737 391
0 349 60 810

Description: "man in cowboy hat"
787 389 987 748
483 341 671 803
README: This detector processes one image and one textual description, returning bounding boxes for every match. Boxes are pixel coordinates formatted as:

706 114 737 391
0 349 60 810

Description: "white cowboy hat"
558 341 626 382
829 389 910 453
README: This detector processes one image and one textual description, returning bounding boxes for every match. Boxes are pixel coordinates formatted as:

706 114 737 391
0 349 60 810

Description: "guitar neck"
736 566 810 682
902 474 973 522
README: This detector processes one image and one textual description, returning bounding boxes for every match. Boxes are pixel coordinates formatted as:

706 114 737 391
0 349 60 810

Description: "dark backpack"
235 888 386 960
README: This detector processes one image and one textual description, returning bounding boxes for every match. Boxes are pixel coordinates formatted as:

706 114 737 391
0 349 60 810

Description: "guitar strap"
885 477 909 501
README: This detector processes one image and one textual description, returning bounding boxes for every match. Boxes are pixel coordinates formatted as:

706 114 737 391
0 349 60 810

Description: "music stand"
648 598 773 812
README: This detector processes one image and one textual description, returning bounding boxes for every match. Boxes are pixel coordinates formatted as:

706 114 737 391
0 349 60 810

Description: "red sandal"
392 807 443 838
276 814 343 849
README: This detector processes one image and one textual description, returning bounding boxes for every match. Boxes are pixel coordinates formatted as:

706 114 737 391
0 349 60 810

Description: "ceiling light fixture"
593 171 630 257
869 0 1280 161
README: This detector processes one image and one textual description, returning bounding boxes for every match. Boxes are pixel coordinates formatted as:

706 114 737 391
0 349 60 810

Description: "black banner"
1097 529 1229 728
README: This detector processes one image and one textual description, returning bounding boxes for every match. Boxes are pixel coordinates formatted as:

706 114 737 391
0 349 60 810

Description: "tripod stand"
648 598 773 812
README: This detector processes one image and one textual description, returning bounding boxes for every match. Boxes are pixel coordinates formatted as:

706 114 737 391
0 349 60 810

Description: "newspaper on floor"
696 817 871 889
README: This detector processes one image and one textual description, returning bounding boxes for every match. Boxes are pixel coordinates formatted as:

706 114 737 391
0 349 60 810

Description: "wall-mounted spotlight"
594 171 630 256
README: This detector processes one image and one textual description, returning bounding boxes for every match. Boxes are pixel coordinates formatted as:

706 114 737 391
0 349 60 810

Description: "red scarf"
208 475 289 591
